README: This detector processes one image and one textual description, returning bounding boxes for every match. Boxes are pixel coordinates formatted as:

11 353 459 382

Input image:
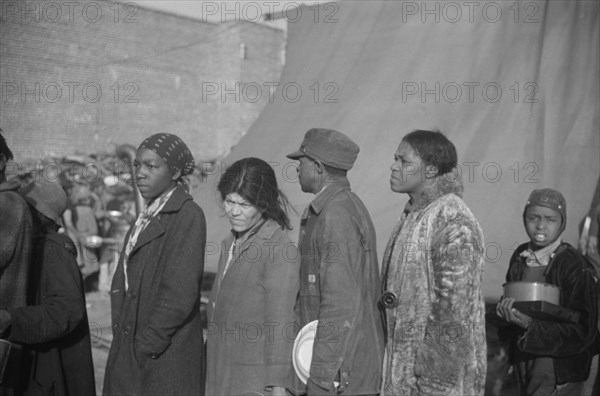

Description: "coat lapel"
127 186 191 259
129 217 165 258
209 236 233 322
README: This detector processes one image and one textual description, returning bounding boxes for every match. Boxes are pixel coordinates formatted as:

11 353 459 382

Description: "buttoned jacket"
103 185 206 396
503 242 598 384
294 178 385 395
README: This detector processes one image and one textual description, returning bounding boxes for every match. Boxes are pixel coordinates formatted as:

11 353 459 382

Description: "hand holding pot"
496 297 533 329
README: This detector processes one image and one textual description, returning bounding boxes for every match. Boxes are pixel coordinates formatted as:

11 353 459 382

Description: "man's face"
390 141 426 195
296 156 319 194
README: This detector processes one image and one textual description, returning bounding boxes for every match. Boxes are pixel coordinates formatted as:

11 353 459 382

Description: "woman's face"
390 141 427 195
224 192 263 233
134 148 176 201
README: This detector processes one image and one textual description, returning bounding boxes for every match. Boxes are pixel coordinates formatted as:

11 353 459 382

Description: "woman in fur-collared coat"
381 130 487 396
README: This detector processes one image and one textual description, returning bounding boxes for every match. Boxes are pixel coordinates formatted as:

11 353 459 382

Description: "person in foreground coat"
103 133 206 396
0 131 33 395
1 180 96 396
381 130 486 396
287 128 385 395
206 157 300 396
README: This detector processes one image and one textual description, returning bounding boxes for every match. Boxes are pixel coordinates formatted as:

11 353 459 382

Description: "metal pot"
503 281 560 304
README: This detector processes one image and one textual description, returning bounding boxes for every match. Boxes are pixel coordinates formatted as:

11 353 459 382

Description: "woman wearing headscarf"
206 157 300 395
103 133 206 396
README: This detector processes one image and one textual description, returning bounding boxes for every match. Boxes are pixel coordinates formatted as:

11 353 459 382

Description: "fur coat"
381 172 487 396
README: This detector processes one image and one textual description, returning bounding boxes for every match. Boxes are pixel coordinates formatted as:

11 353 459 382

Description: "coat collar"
155 184 193 213
404 168 464 213
309 178 351 215
0 179 21 192
222 218 281 251
129 185 192 256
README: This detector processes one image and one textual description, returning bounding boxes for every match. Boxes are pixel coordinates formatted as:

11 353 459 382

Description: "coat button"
150 352 159 359
123 324 132 334
128 291 137 299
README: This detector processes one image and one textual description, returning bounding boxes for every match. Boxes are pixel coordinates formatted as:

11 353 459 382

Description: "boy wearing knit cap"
497 188 599 396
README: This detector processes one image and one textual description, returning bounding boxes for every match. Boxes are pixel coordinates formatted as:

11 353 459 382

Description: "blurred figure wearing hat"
62 177 100 283
382 130 486 396
497 188 598 396
0 130 34 394
287 128 385 395
0 180 96 396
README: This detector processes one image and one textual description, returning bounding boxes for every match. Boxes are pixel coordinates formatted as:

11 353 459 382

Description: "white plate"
85 235 103 247
292 320 318 384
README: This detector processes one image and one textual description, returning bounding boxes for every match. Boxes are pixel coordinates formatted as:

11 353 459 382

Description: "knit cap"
524 188 567 233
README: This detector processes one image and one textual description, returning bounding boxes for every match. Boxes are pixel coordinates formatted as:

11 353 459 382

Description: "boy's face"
524 205 563 248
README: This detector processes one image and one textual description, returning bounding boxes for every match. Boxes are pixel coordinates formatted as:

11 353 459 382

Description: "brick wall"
0 0 285 171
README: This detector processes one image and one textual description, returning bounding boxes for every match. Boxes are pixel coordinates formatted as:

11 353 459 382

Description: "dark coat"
103 186 206 396
7 231 96 396
206 219 300 395
0 181 33 394
294 179 385 395
0 180 33 311
503 242 599 384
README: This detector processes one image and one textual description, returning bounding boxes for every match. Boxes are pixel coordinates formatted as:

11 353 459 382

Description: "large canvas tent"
194 0 599 299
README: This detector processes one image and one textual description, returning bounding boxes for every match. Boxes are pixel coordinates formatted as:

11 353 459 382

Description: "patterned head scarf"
138 133 195 177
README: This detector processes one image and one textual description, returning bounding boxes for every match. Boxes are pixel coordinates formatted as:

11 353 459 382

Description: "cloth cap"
138 133 195 177
19 180 68 225
286 128 359 170
524 188 567 232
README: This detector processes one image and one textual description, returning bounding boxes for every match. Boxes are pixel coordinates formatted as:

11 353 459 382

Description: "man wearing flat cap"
288 128 385 395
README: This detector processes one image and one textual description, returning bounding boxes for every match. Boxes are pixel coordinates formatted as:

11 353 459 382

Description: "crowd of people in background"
1 128 599 396
11 156 137 293
61 174 136 292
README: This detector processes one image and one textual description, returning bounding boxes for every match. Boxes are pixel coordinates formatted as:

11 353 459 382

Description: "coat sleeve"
308 206 365 393
518 249 599 357
0 191 29 270
414 208 485 395
8 236 87 344
497 250 525 343
136 204 206 358
263 236 300 389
